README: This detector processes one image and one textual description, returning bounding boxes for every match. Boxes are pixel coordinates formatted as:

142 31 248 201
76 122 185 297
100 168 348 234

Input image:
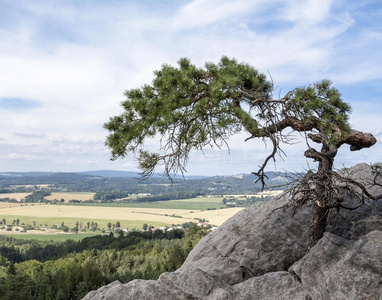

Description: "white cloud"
8 153 45 161
172 0 259 30
0 0 380 174
14 132 45 138
283 0 333 24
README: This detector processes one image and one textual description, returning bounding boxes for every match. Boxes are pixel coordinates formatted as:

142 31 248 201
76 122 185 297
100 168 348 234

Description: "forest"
0 224 209 300
0 171 289 196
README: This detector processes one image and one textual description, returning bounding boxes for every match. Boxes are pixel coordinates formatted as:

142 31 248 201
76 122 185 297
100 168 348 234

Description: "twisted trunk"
305 147 333 251
307 202 329 250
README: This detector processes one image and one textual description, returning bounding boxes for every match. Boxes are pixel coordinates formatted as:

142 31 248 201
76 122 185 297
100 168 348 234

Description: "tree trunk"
304 149 332 251
307 202 329 251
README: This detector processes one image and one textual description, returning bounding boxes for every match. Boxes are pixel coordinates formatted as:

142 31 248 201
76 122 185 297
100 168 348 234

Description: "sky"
0 0 381 176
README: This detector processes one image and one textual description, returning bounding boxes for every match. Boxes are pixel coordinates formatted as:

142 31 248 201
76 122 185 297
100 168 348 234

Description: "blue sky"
0 0 381 176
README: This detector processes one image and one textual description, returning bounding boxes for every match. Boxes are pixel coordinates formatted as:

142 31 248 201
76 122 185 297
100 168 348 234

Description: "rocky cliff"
83 163 382 300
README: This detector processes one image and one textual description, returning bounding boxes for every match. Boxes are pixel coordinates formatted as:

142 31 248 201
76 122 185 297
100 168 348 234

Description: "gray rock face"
83 163 382 300
179 163 382 286
290 230 382 300
207 272 310 300
178 193 312 285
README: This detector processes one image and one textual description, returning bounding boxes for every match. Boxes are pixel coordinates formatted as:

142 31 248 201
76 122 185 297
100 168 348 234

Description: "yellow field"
0 192 95 203
0 204 242 228
172 197 222 203
45 192 95 202
10 184 50 188
185 207 243 226
0 193 31 201
224 190 284 198
0 202 24 208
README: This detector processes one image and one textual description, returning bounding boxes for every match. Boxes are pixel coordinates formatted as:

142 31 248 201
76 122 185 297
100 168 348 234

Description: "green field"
0 200 243 235
0 214 169 231
0 195 246 241
71 196 225 210
1 232 101 242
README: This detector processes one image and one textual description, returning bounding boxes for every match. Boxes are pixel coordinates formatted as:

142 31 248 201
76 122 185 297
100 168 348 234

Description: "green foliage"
105 57 272 178
0 225 209 299
0 169 288 196
23 191 52 203
105 57 353 179
122 191 201 203
93 190 130 201
288 80 351 143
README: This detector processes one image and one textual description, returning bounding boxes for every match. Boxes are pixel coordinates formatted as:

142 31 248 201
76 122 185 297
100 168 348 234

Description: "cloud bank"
0 0 380 175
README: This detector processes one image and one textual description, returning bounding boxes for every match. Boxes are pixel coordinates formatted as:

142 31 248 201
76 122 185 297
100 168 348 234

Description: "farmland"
45 192 95 202
0 193 31 201
0 195 247 239
0 201 243 230
0 171 283 299
0 192 95 203
0 171 287 238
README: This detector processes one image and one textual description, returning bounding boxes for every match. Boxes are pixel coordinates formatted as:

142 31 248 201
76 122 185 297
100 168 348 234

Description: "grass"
0 200 243 230
0 196 247 237
0 213 169 230
71 196 226 210
0 193 31 201
0 192 95 203
2 232 102 242
45 192 95 202
0 202 24 209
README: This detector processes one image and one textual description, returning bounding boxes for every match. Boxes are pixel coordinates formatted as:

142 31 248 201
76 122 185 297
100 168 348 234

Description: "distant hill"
0 172 95 185
80 170 210 180
0 172 54 177
0 170 211 180
0 170 292 194
79 170 139 178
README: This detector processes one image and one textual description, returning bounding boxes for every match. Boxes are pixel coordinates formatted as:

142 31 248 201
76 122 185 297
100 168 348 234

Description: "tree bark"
307 202 329 251
305 147 333 251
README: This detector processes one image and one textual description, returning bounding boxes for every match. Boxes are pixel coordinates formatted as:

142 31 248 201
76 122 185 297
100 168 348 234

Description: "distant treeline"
122 191 201 203
93 191 130 201
23 191 51 203
92 191 202 203
0 171 290 197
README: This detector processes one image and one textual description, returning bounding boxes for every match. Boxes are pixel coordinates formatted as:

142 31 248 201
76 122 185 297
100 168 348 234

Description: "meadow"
0 232 100 242
83 196 227 210
45 192 95 202
0 193 31 201
0 192 96 203
0 197 243 235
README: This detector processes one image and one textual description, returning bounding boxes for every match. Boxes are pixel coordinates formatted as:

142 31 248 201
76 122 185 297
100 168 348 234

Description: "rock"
207 272 310 300
82 280 134 300
178 193 312 285
83 268 235 300
83 163 382 300
349 214 382 240
180 163 382 284
290 230 382 300
158 268 233 299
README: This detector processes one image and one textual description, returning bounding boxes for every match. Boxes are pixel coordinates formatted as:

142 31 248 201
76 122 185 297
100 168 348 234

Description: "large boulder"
289 230 382 300
178 163 382 285
83 163 382 300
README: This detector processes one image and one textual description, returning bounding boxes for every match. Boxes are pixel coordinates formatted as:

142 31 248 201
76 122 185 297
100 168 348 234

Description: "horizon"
0 1 381 176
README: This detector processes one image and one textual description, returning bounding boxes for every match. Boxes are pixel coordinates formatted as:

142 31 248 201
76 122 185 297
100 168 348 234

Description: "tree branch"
337 130 377 151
